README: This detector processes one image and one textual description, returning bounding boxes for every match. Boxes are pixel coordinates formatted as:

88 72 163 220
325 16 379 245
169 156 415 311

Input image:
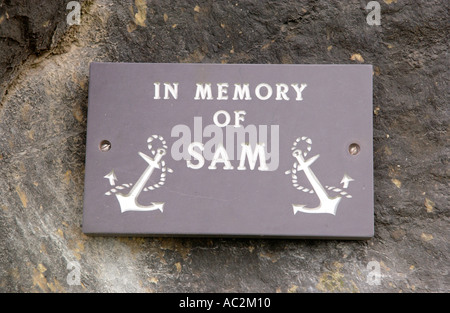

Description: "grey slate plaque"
82 63 373 239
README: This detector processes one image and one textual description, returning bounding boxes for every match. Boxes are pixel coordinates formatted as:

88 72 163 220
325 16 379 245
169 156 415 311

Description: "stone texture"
0 0 72 100
0 0 448 292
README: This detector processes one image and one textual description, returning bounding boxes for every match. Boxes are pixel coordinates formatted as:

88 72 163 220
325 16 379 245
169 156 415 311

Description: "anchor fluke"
292 196 342 215
115 193 165 213
293 204 305 215
151 202 165 212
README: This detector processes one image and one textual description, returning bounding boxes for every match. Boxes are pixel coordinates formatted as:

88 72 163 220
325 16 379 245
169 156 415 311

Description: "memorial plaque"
82 63 373 239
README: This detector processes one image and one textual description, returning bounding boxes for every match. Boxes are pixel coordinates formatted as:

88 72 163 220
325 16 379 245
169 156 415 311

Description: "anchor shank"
295 153 330 202
127 152 164 199
128 166 156 198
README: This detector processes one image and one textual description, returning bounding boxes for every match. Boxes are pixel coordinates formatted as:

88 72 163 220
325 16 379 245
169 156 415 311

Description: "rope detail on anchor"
285 136 352 199
105 135 173 196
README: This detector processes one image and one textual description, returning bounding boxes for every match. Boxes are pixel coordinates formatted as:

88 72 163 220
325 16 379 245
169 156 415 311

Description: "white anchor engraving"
291 149 342 215
115 148 166 213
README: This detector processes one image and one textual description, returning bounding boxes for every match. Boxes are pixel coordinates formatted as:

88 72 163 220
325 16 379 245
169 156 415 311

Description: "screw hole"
99 140 111 152
349 143 360 155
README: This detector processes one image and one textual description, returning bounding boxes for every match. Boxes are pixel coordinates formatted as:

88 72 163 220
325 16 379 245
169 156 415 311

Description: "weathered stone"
0 0 448 293
0 0 87 102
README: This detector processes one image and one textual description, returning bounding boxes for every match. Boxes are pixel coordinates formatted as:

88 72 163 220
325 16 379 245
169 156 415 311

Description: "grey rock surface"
0 0 70 100
0 0 448 292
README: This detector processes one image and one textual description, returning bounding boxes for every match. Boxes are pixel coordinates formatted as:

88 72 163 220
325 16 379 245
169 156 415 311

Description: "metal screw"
349 143 360 155
100 140 111 152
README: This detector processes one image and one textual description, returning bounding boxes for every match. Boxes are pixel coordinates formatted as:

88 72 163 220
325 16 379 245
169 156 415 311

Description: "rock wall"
0 0 448 292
